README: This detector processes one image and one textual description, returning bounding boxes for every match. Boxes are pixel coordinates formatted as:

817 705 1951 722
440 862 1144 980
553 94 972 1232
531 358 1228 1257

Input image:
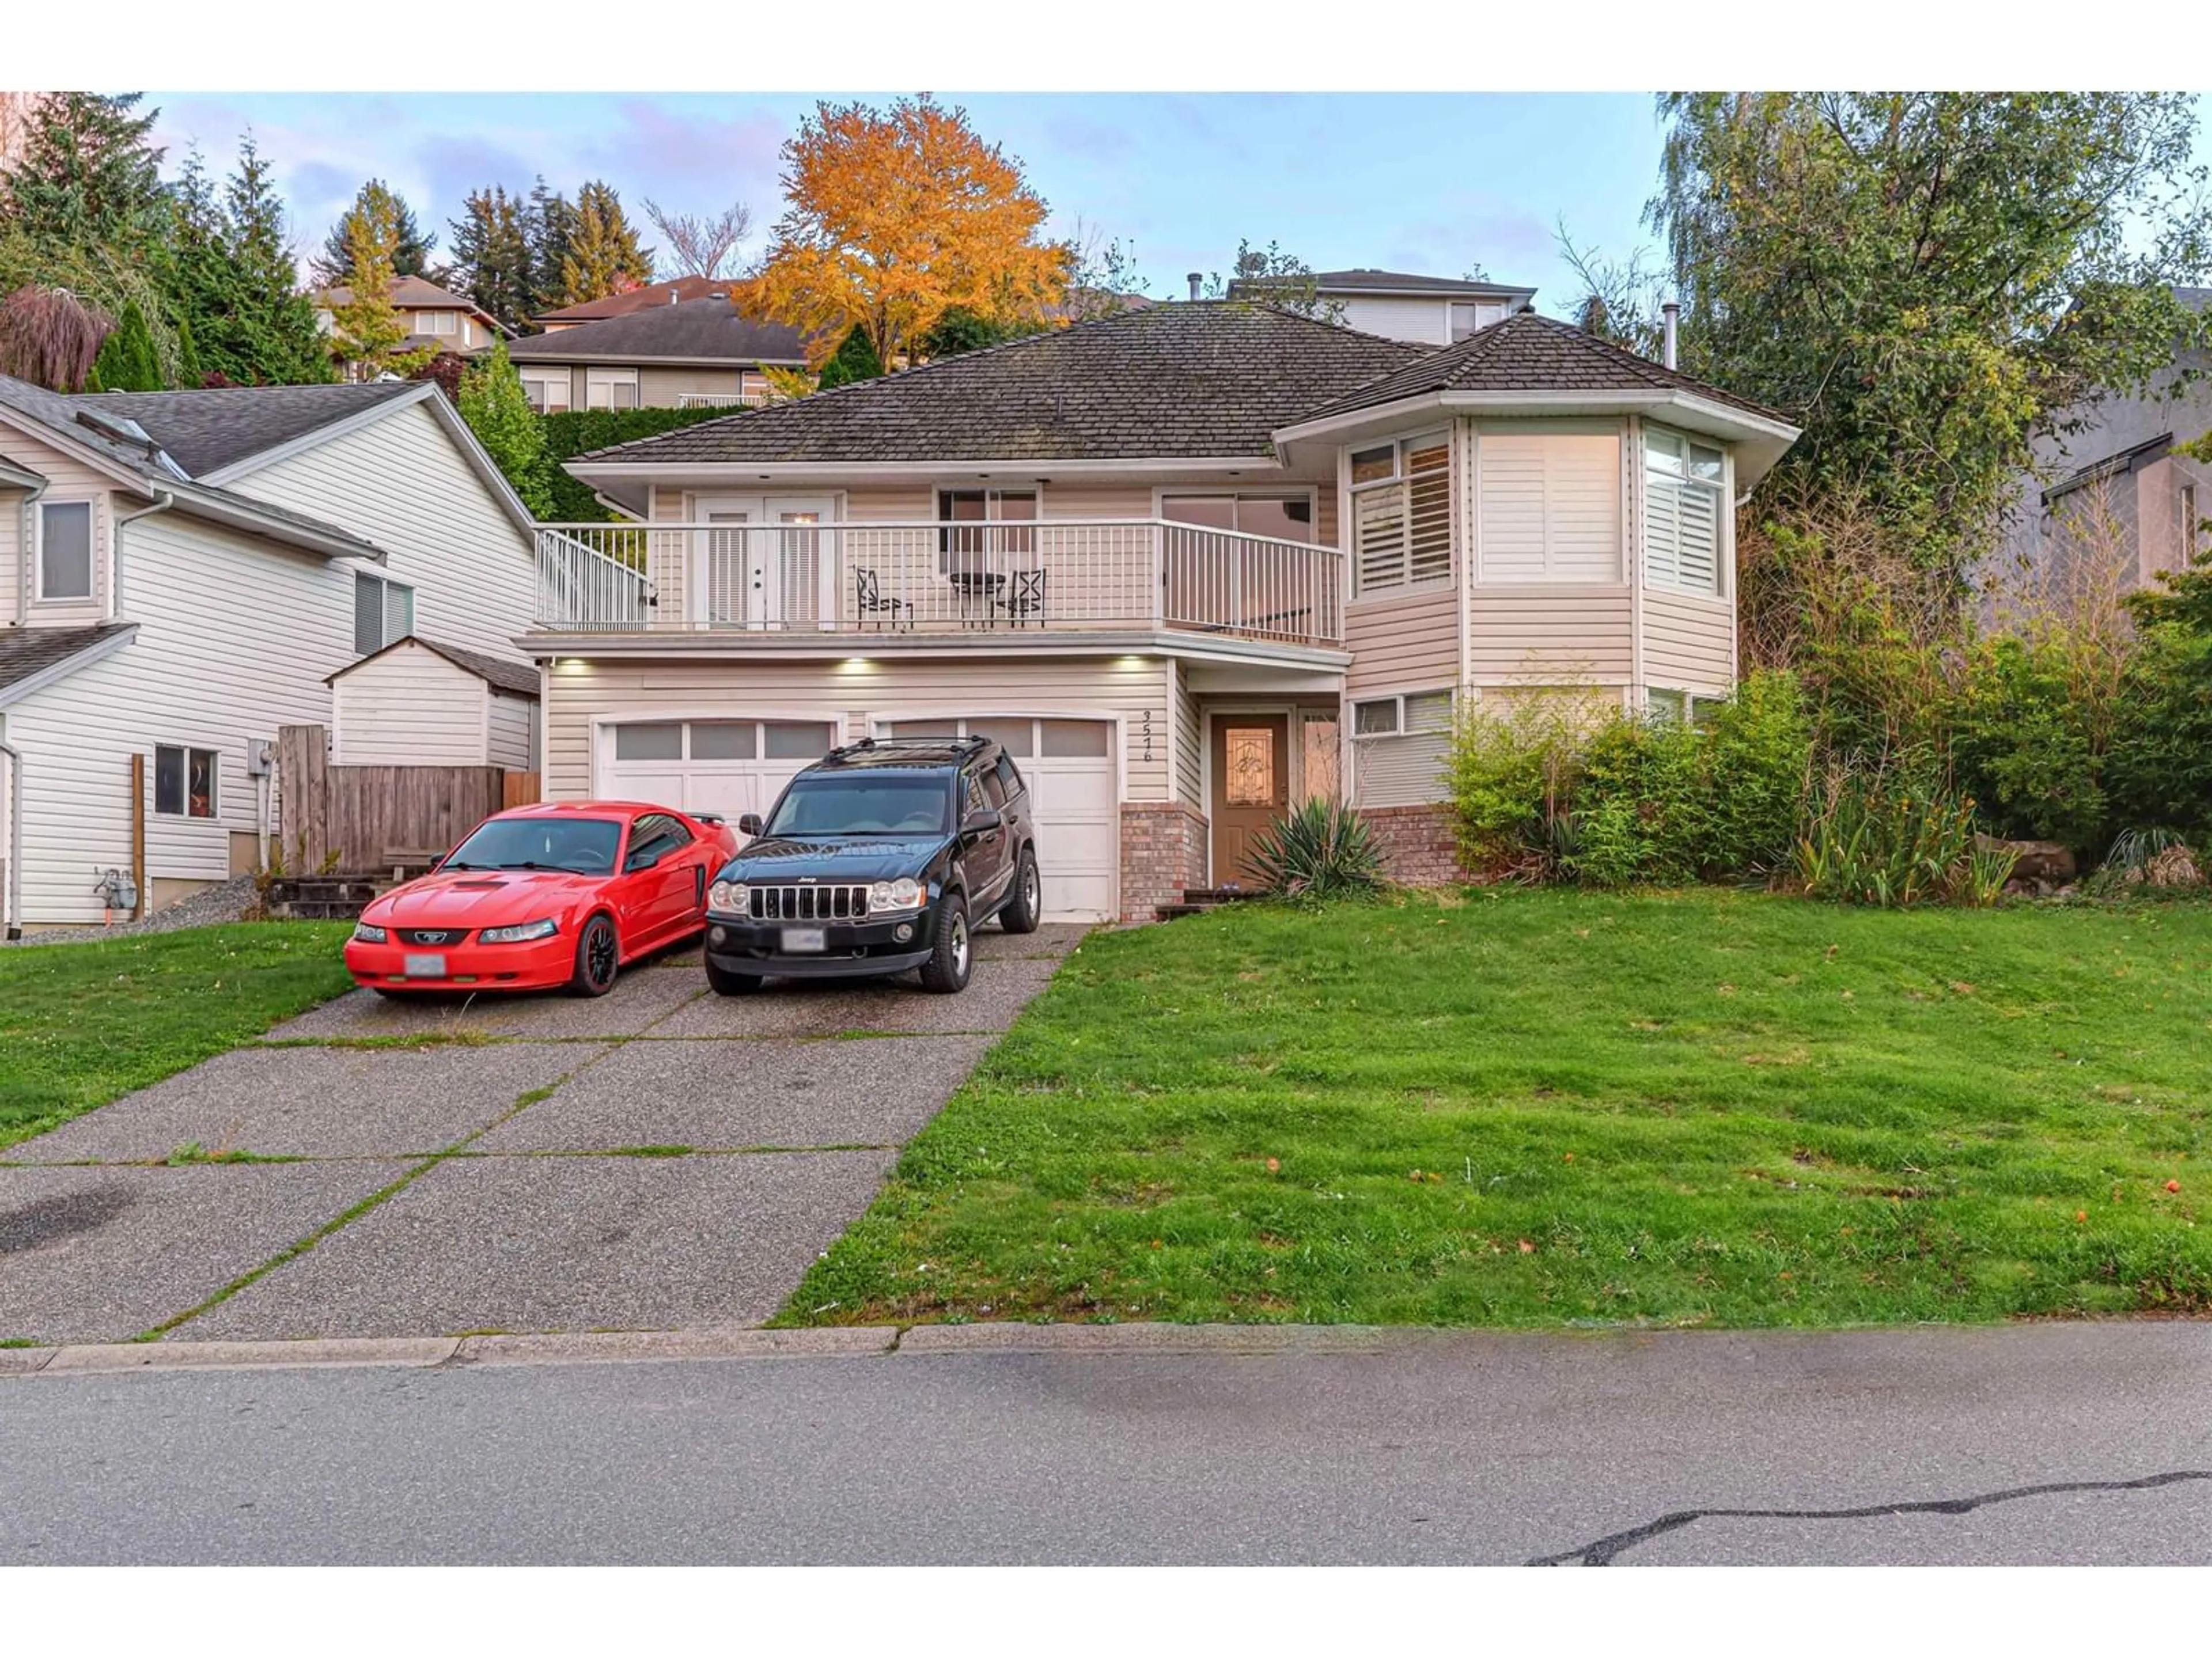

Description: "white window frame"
354 571 416 656
1642 425 1728 596
153 743 219 820
1448 301 1505 343
586 368 641 411
1349 430 1452 597
1348 687 1456 806
33 499 96 603
1646 687 1725 727
521 370 570 414
417 309 459 336
936 487 1040 575
1156 488 1318 543
2181 480 2200 562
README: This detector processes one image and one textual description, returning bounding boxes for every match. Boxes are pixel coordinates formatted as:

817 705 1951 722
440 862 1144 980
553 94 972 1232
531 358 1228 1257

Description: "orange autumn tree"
738 95 1070 373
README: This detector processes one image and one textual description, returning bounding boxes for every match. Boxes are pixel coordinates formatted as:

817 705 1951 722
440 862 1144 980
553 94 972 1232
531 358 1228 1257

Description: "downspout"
0 737 22 938
15 474 48 626
109 491 177 618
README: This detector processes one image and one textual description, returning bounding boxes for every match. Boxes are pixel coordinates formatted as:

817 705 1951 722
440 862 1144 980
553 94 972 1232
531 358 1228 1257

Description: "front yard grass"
0 923 354 1153
781 889 2212 1329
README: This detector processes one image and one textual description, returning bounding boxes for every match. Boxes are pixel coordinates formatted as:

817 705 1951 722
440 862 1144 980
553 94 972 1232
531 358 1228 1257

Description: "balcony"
674 388 773 409
532 519 1346 647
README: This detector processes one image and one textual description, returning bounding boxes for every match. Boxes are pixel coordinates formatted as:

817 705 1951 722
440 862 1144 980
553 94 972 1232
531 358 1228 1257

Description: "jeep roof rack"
824 734 990 762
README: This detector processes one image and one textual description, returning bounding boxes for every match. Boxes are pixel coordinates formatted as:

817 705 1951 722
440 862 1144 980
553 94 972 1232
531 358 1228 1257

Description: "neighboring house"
1228 268 1537 347
534 276 730 332
312 274 513 365
505 297 810 414
1994 287 2212 608
0 377 540 931
327 636 539 769
526 302 1796 923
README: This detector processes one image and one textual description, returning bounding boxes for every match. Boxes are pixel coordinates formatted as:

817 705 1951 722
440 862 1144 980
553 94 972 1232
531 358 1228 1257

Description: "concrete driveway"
0 926 1084 1347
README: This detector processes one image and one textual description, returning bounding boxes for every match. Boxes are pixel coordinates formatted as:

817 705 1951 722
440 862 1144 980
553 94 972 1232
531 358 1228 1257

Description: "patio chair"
854 567 912 631
992 567 1047 628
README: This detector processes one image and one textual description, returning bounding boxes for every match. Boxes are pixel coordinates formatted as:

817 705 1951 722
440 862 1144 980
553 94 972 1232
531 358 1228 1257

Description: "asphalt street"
5 1323 2209 1565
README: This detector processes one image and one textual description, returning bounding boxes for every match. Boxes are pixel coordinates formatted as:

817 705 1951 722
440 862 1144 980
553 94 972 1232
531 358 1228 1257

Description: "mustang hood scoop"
451 880 507 891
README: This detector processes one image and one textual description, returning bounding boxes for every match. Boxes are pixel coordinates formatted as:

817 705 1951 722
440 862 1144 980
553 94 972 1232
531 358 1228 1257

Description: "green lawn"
0 923 355 1152
781 890 2212 1329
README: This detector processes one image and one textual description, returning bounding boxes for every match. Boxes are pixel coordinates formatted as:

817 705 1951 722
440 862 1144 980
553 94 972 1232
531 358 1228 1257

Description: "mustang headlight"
710 880 748 914
351 922 388 944
868 877 925 912
480 917 559 944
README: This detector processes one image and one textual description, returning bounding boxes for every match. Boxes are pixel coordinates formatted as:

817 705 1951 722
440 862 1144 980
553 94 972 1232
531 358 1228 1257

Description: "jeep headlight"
710 880 748 914
480 917 559 944
868 877 925 912
351 922 387 944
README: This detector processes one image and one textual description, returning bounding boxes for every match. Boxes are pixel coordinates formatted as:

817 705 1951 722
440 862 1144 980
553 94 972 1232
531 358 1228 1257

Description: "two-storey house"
0 377 539 932
506 295 810 414
528 302 1797 923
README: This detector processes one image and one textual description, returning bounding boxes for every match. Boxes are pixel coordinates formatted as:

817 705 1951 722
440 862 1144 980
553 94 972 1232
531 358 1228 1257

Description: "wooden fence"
278 725 533 872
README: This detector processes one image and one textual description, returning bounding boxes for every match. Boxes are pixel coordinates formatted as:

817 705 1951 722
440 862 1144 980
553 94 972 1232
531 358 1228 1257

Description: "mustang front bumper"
343 932 575 993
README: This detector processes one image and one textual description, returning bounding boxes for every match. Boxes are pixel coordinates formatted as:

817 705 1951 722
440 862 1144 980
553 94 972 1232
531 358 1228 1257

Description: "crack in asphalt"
1528 1470 2212 1565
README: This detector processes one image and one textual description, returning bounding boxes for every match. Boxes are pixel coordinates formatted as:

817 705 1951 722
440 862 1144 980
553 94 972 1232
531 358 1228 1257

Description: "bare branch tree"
643 199 753 281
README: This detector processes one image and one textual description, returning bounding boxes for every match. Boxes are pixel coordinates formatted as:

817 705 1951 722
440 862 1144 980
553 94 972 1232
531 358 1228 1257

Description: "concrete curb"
1 1323 1498 1377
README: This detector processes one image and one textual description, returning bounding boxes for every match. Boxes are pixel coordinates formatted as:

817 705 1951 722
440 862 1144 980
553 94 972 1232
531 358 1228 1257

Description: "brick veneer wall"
1119 802 1210 922
1359 804 1468 887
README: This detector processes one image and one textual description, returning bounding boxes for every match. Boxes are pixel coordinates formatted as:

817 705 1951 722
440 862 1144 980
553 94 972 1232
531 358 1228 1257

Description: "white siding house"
0 376 541 930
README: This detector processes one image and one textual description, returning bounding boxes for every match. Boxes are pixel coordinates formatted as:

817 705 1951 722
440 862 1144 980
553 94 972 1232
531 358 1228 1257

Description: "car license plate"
781 927 827 953
403 952 449 978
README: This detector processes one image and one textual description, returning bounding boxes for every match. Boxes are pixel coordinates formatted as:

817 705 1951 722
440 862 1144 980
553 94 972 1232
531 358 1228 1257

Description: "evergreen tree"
174 312 204 388
0 93 166 255
314 179 439 285
456 342 555 517
524 176 575 319
556 179 653 306
90 299 162 391
448 185 533 334
222 135 331 383
815 324 884 388
327 191 434 380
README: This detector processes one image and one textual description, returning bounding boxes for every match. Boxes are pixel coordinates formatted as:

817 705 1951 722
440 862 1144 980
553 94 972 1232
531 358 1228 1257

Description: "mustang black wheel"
569 913 620 997
705 957 763 995
999 848 1041 934
918 897 972 994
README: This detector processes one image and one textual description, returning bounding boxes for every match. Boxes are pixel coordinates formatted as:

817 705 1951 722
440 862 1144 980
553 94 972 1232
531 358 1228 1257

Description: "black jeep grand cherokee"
702 737 1041 996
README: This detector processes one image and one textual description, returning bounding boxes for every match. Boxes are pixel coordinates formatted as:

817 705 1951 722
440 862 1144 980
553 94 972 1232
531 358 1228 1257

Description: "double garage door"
599 714 1117 922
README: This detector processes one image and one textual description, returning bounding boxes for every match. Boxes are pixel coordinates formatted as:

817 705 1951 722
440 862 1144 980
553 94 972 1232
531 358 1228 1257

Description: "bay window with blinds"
1349 431 1452 596
1642 426 1726 595
1475 427 1623 584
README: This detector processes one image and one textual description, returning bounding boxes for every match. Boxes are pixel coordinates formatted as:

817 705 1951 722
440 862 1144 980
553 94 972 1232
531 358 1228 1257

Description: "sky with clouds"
141 92 1671 312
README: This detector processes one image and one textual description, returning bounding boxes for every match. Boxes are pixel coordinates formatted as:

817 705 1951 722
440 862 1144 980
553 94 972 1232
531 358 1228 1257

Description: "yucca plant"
1241 798 1387 903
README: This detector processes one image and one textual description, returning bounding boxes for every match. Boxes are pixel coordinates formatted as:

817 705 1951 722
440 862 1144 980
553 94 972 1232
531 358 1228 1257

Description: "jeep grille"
749 884 870 922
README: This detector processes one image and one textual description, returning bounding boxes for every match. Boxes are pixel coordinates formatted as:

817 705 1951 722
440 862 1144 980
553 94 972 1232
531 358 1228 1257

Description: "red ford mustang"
343 802 740 998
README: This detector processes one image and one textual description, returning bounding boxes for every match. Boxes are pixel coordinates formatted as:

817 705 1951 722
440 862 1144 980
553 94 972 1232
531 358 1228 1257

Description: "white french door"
692 495 832 628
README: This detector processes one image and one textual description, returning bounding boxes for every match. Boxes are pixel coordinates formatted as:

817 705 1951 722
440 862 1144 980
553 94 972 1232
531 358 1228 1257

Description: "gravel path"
6 875 262 948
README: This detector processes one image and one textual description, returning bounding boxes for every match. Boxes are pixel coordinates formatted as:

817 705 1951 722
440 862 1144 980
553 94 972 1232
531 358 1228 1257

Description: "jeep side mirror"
963 806 1003 835
738 813 764 838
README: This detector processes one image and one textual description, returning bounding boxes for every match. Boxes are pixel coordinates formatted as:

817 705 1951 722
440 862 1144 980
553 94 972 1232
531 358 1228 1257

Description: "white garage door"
881 717 1116 922
599 719 840 821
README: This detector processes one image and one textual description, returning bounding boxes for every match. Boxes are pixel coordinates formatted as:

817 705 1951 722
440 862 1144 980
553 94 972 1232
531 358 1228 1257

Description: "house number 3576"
1138 710 1154 763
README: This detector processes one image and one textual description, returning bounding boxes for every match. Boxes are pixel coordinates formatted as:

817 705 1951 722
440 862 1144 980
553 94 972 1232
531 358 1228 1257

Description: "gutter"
0 737 21 938
14 471 48 627
110 491 176 618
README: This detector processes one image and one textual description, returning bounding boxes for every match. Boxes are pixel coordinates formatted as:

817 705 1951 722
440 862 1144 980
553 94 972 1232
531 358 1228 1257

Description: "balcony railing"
532 519 1345 646
675 388 772 409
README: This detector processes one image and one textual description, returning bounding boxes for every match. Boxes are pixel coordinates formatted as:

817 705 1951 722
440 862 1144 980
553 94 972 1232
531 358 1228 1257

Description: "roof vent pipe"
1662 300 1680 369
1187 272 1202 302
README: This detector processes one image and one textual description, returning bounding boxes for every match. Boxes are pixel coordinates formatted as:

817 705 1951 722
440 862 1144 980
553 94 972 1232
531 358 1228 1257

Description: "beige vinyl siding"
0 425 116 627
544 653 1174 803
332 643 486 765
639 366 756 407
1466 589 1634 683
1344 586 1459 697
1336 295 1449 345
1476 429 1623 584
6 513 354 923
487 691 536 770
229 400 536 665
1173 663 1202 804
1642 589 1735 695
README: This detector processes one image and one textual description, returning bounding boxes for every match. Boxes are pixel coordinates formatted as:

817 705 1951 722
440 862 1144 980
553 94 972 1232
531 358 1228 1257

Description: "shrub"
1949 635 2109 847
816 324 884 388
1242 798 1386 903
2106 627 2212 835
539 405 730 521
1442 693 1581 877
1793 762 1988 907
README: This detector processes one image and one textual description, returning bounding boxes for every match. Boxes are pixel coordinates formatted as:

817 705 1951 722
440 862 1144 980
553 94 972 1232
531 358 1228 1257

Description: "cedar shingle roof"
507 297 808 368
1294 310 1793 427
80 382 418 476
0 623 135 696
576 303 1430 465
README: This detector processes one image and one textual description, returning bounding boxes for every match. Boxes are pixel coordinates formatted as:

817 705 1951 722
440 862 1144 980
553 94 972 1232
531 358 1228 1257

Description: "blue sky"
142 93 1671 312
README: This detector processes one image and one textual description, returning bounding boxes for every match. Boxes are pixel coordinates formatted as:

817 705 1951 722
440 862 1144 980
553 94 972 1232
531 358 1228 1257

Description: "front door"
1210 714 1289 888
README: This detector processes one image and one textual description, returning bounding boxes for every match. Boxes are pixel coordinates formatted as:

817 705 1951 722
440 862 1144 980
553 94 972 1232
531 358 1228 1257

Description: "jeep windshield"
764 777 952 838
